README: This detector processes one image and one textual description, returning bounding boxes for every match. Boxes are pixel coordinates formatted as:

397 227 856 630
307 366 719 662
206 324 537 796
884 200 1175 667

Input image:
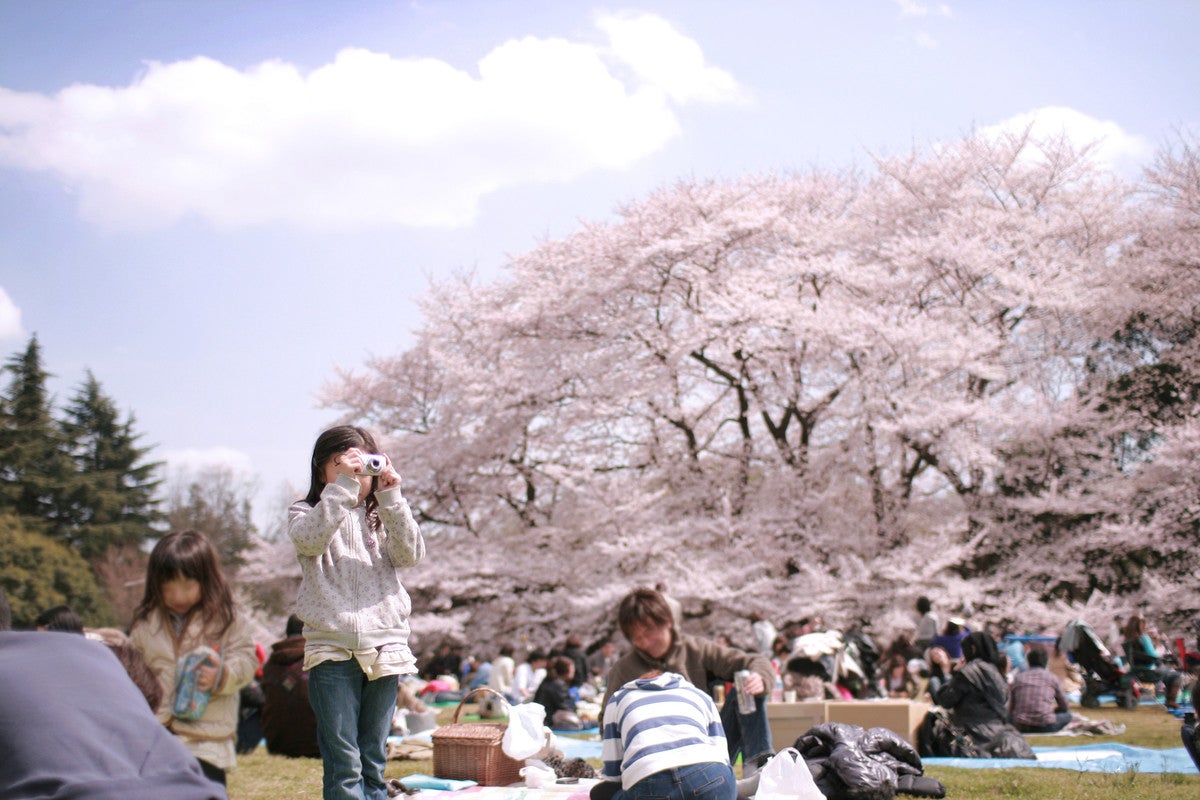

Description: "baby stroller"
1059 620 1139 709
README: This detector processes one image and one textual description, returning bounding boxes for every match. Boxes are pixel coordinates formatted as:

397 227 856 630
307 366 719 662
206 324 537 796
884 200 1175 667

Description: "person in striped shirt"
593 670 735 800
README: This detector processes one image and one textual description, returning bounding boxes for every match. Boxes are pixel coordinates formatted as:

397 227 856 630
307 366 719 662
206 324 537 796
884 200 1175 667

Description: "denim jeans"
719 688 773 766
308 659 399 800
614 762 736 800
1016 711 1072 734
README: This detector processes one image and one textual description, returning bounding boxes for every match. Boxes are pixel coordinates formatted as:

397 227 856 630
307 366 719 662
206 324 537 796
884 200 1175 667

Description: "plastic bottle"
771 672 784 704
172 645 221 721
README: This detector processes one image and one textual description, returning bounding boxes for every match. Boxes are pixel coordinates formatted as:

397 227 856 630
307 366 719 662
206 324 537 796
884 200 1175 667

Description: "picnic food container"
432 687 525 786
173 645 221 721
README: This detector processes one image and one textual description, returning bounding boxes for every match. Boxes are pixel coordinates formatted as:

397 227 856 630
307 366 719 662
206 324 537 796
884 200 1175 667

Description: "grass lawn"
227 702 1200 800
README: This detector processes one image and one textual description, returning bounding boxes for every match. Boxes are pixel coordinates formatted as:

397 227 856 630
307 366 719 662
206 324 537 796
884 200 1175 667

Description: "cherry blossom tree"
301 129 1200 651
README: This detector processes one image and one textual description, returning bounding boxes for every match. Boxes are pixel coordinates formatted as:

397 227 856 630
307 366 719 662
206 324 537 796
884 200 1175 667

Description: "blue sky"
1 0 1197 531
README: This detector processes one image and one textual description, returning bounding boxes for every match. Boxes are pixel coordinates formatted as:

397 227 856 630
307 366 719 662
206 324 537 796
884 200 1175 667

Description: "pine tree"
59 371 163 560
0 336 74 540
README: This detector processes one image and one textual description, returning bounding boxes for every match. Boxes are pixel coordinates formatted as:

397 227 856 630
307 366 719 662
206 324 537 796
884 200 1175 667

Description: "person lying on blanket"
592 670 735 800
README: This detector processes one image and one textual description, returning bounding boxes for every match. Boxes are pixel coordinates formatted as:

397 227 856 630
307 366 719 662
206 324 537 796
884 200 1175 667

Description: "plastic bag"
756 747 825 800
519 759 558 788
503 701 551 760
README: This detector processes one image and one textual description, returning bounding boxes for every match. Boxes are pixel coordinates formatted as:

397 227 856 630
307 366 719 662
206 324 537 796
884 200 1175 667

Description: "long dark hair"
304 425 381 531
132 529 235 637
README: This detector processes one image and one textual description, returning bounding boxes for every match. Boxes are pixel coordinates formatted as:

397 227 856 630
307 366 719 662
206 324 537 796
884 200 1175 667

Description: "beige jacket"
130 607 258 770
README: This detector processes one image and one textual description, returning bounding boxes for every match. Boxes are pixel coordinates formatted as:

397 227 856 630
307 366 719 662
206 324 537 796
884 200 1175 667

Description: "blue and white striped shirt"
601 672 729 789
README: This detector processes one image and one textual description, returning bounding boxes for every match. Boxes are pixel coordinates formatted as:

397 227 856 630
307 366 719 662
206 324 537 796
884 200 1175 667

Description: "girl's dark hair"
304 425 382 531
132 530 235 637
35 604 84 633
961 631 1003 670
549 655 574 679
1123 613 1146 642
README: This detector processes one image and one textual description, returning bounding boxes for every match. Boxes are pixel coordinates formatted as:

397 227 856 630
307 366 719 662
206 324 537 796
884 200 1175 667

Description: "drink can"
734 669 756 715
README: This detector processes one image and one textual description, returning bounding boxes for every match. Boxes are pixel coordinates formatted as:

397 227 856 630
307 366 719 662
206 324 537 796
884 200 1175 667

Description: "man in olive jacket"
603 588 776 776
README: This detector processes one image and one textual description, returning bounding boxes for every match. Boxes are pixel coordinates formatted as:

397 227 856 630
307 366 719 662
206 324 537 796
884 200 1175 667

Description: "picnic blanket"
409 781 594 800
924 743 1196 774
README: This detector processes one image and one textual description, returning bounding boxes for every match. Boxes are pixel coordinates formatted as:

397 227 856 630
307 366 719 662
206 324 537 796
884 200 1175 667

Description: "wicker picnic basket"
432 687 525 786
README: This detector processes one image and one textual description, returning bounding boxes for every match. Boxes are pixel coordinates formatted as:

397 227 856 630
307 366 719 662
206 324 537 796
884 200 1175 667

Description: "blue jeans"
1016 711 1072 734
615 762 736 800
719 688 773 766
308 659 399 800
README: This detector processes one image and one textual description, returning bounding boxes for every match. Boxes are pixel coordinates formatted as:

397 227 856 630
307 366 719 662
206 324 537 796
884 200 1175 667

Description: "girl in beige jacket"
130 529 257 787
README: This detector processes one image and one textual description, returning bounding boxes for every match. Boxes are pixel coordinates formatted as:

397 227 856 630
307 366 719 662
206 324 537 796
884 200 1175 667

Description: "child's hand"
195 657 221 693
332 448 365 477
377 456 402 490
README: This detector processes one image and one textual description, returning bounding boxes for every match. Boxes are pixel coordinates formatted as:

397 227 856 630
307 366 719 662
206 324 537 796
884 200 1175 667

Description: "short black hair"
1026 645 1049 669
916 596 932 615
285 614 304 638
35 604 84 634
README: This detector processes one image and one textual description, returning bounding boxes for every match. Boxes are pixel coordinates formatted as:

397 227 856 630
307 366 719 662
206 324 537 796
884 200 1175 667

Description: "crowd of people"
1 424 1195 800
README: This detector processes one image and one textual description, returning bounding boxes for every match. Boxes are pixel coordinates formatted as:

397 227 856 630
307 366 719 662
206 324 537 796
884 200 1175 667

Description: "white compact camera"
357 453 387 476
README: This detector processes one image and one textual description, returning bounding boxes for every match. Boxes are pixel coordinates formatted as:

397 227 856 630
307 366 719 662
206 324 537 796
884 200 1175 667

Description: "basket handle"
452 686 510 724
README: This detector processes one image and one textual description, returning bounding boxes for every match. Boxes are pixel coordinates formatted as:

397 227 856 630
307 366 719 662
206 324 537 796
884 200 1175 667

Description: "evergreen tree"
59 371 163 560
0 336 74 539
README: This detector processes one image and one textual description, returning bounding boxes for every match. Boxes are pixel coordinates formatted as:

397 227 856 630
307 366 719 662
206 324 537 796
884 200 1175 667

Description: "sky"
0 0 1197 533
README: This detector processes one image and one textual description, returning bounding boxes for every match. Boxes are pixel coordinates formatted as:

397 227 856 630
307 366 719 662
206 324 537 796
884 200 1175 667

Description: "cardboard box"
823 699 931 747
766 700 827 747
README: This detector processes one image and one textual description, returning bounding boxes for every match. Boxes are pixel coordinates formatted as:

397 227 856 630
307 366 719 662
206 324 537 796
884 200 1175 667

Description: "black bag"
917 708 979 758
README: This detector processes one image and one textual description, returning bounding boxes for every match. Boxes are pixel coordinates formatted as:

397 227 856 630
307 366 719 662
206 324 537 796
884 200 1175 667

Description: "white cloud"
594 11 743 105
981 106 1154 176
0 287 24 341
0 14 742 231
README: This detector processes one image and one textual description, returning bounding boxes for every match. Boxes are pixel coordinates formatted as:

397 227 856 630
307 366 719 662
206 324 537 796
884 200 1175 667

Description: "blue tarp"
924 743 1196 774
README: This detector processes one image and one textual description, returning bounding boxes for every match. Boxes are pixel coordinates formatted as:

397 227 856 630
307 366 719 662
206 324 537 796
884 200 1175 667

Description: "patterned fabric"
601 672 729 790
1009 667 1069 728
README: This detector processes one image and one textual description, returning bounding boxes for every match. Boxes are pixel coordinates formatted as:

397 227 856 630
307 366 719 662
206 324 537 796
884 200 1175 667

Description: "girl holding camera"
289 425 426 800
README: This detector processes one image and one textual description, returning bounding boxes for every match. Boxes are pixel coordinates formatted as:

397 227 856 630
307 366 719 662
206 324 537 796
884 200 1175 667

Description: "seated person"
533 656 588 730
1008 645 1071 733
1123 613 1183 709
924 646 953 701
592 670 734 800
929 618 969 661
34 604 84 633
934 632 1033 759
604 588 775 778
513 649 549 703
882 653 919 698
261 614 320 758
0 608 226 798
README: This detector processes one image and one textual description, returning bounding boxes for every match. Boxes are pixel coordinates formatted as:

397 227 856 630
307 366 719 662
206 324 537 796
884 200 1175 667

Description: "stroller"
1059 620 1140 709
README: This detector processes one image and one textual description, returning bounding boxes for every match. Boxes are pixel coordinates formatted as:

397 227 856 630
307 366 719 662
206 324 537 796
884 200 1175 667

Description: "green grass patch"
227 703 1200 800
